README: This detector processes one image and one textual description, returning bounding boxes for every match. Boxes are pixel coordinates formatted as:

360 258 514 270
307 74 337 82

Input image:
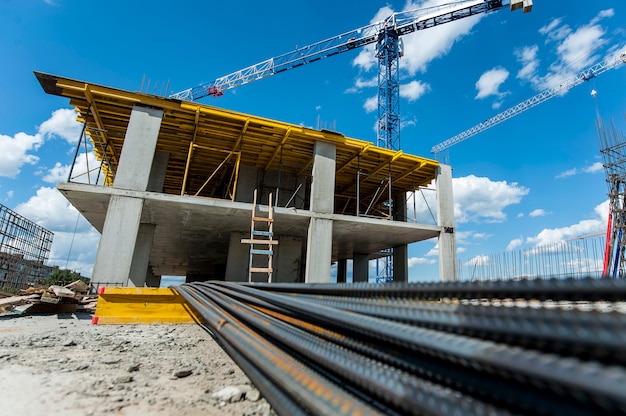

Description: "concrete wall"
234 165 307 209
225 231 302 282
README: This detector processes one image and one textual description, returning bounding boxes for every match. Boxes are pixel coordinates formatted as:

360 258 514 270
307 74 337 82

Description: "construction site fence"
457 236 608 281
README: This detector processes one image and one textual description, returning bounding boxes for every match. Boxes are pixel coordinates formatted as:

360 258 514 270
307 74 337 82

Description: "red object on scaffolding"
603 204 613 277
207 86 223 97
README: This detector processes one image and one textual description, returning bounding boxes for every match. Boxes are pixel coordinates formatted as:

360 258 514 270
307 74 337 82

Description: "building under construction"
0 204 54 290
36 72 457 287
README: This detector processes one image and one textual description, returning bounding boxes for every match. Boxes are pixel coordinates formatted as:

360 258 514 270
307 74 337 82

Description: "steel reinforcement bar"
177 278 626 415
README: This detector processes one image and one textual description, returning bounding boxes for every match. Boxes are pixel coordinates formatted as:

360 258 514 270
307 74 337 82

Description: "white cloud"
465 254 489 267
556 167 578 179
14 187 99 277
453 175 529 223
363 96 378 113
38 108 82 144
400 80 430 102
398 0 486 76
515 45 539 81
475 67 509 99
539 17 563 35
526 200 608 246
407 175 529 225
507 237 523 251
0 108 82 178
529 208 548 218
408 257 436 267
345 77 378 93
584 162 604 174
556 162 604 178
0 132 43 177
519 10 613 90
42 162 69 184
43 151 103 185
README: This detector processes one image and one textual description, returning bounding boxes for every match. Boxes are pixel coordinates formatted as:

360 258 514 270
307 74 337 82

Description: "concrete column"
436 164 457 282
392 245 408 283
128 224 156 287
114 105 164 191
305 218 333 283
305 141 336 283
353 253 369 282
393 192 408 282
309 141 336 214
336 259 347 283
145 270 161 288
147 151 170 193
91 196 144 286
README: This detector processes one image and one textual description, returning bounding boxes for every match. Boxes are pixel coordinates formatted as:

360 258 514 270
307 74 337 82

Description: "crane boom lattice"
169 0 527 102
431 51 626 154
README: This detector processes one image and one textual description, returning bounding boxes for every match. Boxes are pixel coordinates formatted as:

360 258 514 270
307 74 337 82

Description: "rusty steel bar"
178 279 626 416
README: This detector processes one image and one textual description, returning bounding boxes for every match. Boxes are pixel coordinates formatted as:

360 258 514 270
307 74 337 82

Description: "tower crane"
170 0 532 282
171 0 531 152
431 50 626 154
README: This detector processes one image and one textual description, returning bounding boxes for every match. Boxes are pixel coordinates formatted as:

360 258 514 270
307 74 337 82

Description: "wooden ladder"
241 190 278 282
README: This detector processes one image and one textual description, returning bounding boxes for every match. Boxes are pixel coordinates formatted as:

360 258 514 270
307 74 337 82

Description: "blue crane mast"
170 0 532 282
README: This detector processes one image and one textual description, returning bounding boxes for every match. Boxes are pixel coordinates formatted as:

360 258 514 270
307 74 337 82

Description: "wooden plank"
252 217 273 223
0 294 40 307
240 239 279 245
250 267 273 273
92 287 202 325
50 285 76 298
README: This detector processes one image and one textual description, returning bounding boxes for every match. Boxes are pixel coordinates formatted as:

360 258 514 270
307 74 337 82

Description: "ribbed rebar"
177 279 626 416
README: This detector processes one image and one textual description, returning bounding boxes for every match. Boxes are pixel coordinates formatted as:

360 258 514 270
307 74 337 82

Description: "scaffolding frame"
0 204 54 290
598 117 626 277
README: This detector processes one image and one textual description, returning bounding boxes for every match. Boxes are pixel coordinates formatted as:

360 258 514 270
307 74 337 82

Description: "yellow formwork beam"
92 287 202 325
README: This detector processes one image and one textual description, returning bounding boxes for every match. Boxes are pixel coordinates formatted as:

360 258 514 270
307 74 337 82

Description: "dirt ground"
0 312 274 416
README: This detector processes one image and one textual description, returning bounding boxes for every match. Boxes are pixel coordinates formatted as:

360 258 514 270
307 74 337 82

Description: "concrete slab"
58 182 440 278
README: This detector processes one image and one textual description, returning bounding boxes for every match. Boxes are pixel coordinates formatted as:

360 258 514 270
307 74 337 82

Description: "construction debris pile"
0 280 97 315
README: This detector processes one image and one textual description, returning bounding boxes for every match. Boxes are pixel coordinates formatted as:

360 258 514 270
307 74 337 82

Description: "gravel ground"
0 312 274 416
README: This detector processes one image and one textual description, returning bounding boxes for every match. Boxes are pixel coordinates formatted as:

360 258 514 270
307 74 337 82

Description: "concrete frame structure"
36 72 457 286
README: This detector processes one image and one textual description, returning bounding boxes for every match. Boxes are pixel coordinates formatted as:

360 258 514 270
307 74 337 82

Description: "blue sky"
1 0 625 282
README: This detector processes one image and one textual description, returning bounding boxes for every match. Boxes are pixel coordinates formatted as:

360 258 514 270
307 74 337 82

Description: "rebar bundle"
178 278 626 415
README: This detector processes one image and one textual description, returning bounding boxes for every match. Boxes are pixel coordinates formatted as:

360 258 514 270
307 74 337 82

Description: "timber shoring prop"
177 278 626 415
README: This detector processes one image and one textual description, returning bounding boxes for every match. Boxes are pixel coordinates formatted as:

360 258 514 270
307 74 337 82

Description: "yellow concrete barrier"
92 287 202 325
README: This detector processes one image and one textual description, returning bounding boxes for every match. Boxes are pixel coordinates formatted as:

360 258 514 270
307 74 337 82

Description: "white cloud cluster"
517 9 615 90
0 108 81 178
475 67 510 100
1 109 98 277
453 175 529 223
400 80 430 102
526 200 608 246
407 174 529 225
39 108 82 143
556 161 604 179
0 132 44 177
529 208 549 218
42 151 104 185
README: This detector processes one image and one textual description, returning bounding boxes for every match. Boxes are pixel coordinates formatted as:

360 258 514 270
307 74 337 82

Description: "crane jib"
170 0 528 102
